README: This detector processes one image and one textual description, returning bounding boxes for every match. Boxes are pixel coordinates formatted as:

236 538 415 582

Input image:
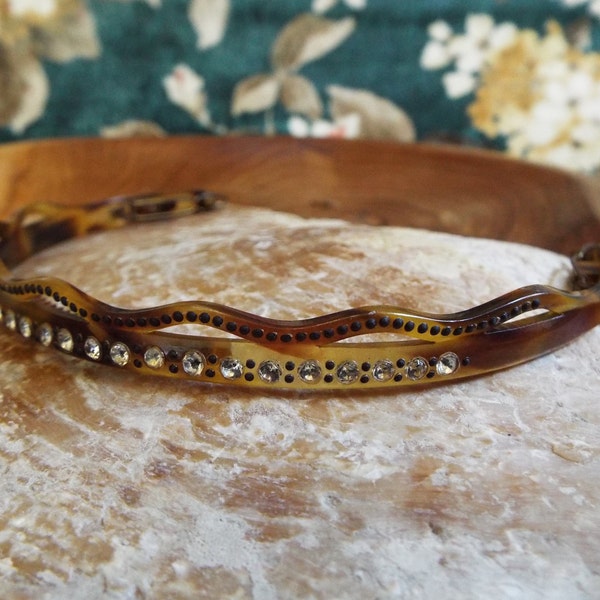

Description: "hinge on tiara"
115 190 226 223
571 243 600 290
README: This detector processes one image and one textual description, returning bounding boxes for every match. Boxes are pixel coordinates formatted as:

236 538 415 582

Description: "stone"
405 356 429 380
372 358 395 382
436 351 460 376
4 308 16 331
257 360 282 384
56 328 73 352
336 360 360 384
18 316 32 338
144 345 165 369
182 349 205 376
109 341 130 366
37 323 53 347
220 357 243 380
84 336 102 361
1 205 598 599
298 360 322 383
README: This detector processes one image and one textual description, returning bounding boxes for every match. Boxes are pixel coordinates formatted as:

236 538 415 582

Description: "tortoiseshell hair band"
1 191 599 390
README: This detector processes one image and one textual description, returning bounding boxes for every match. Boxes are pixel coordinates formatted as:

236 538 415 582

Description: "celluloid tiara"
1 191 600 390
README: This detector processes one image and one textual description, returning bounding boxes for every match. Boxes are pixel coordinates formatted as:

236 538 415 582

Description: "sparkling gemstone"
258 360 282 383
18 316 33 338
298 360 322 383
372 359 395 382
56 328 74 352
4 309 16 331
220 357 243 380
84 337 102 361
436 352 460 376
182 350 205 376
405 356 429 381
336 360 360 384
144 346 165 369
37 323 54 347
110 342 130 366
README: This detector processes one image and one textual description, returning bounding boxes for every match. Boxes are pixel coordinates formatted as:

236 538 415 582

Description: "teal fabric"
1 1 599 169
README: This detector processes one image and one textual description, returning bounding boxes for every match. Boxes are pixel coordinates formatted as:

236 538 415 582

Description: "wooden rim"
0 136 598 253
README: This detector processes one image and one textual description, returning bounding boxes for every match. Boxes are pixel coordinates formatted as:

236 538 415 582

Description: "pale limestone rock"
0 205 598 598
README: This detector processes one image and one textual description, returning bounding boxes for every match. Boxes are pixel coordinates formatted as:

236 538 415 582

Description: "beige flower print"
470 22 600 171
232 13 414 141
100 119 167 138
420 14 517 98
188 0 230 49
288 112 361 139
287 85 414 141
162 63 228 133
312 0 367 14
422 14 600 171
106 0 161 7
558 0 600 18
231 13 356 127
124 0 231 48
0 0 100 132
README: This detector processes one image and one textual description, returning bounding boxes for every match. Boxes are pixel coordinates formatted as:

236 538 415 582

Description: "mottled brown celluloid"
1 192 600 390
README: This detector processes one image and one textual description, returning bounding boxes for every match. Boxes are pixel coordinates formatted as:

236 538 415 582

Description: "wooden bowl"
1 136 599 253
1 137 599 598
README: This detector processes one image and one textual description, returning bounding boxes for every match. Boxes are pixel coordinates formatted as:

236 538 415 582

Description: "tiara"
1 191 599 390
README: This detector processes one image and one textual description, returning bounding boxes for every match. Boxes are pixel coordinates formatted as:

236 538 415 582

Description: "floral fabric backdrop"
1 0 600 172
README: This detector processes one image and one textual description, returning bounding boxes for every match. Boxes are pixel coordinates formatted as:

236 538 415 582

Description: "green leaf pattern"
2 1 600 171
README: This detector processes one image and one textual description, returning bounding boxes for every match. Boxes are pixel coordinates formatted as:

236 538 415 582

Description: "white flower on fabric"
525 100 572 146
9 57 50 134
428 19 453 42
312 0 366 14
464 13 495 43
466 21 600 172
442 71 477 99
163 64 210 125
558 0 600 16
344 0 367 9
420 40 450 70
420 13 518 98
7 0 57 17
188 0 230 50
288 113 361 139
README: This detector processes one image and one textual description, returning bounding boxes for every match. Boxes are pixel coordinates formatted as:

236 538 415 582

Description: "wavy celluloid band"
1 191 600 390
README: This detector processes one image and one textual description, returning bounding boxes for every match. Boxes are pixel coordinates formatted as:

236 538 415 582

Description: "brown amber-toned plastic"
1 191 600 390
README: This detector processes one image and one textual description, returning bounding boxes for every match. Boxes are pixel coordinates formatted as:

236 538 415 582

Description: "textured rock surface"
1 205 599 599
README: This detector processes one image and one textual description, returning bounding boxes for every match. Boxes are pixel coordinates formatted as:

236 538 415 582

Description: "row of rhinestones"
0 306 463 385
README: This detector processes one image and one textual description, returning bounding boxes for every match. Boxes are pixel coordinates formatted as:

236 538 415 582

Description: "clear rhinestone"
258 360 282 384
4 309 16 331
336 360 360 384
56 328 74 352
37 323 53 347
84 336 102 361
144 346 165 369
298 360 322 383
372 359 395 382
18 316 33 338
220 357 243 380
182 350 205 376
436 352 460 376
406 356 429 381
110 342 130 366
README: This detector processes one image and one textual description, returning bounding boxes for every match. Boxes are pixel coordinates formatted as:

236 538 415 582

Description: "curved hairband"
1 191 600 390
